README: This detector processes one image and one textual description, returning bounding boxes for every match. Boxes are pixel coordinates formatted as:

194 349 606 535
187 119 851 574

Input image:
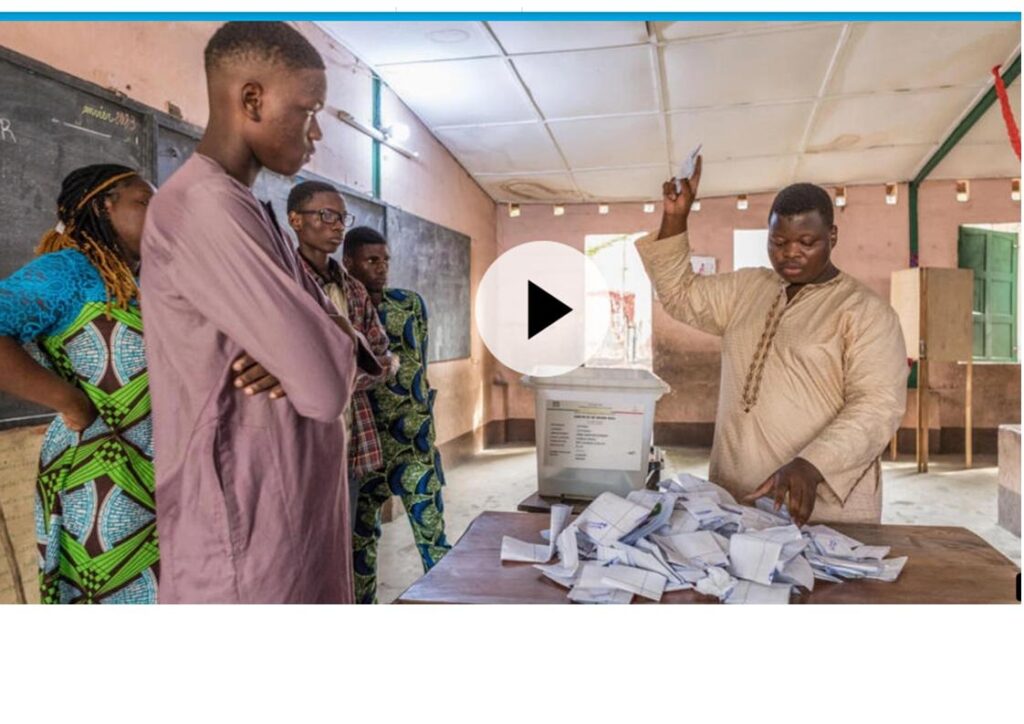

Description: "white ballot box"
522 367 670 500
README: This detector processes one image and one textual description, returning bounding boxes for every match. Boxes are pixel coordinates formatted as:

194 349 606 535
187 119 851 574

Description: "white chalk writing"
0 118 15 144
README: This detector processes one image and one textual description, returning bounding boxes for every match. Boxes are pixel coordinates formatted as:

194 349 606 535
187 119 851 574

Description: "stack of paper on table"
498 474 909 604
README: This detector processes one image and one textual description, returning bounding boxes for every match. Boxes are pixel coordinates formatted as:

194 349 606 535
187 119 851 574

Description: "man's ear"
241 81 263 122
829 225 838 249
287 210 302 232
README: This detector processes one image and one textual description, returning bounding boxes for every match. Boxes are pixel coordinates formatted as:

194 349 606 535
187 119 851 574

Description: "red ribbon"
992 64 1021 160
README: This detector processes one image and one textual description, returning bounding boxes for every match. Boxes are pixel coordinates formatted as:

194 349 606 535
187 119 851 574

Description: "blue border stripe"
0 12 1019 21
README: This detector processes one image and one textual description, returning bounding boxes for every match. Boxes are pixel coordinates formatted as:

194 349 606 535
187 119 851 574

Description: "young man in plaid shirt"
287 182 395 536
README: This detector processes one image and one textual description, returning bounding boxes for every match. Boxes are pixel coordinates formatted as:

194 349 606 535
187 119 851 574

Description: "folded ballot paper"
500 475 908 604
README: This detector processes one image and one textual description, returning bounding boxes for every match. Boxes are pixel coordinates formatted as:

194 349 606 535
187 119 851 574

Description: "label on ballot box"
544 400 645 472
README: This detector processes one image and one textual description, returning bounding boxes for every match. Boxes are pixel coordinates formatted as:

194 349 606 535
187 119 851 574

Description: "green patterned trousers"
352 448 451 604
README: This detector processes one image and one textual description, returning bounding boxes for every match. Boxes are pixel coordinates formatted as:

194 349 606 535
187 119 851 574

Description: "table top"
396 511 1021 604
517 491 590 515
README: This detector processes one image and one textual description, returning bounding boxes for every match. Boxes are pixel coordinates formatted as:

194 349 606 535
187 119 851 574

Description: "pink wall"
0 21 1018 441
498 178 1021 437
0 22 498 446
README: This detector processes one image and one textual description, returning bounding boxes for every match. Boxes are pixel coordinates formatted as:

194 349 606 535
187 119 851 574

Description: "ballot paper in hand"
500 503 572 563
674 143 702 193
754 496 791 521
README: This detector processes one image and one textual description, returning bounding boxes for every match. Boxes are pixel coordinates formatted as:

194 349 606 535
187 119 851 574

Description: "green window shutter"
958 227 1018 362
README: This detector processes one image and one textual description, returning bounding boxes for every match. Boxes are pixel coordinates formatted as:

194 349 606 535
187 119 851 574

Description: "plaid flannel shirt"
298 252 390 477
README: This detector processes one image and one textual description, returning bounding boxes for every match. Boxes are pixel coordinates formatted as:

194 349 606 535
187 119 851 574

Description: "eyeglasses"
295 208 356 227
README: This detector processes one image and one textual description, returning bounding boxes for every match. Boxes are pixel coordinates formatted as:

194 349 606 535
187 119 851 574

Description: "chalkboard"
152 121 386 253
155 121 199 186
385 206 471 363
0 45 462 430
0 50 152 429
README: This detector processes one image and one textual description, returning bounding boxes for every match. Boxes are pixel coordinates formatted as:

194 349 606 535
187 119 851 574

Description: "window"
584 233 652 369
958 224 1018 361
733 229 770 270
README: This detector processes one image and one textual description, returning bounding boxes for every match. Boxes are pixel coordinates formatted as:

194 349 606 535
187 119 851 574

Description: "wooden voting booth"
890 268 974 472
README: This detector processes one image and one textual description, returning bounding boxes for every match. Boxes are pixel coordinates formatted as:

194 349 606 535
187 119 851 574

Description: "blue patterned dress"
0 249 158 603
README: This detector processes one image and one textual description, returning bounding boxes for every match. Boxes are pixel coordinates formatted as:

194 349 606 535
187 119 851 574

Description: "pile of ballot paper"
500 472 908 604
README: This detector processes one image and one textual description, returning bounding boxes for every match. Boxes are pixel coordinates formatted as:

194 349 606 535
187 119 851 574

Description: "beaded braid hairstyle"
35 164 141 313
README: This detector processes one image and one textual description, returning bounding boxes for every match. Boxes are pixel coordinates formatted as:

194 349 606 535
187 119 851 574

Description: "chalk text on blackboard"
0 118 15 144
80 104 137 132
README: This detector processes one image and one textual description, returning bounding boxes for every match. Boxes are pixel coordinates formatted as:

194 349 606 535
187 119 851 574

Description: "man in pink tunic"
141 22 366 602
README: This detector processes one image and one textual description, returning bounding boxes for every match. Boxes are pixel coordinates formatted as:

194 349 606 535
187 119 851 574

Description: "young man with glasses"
287 181 395 537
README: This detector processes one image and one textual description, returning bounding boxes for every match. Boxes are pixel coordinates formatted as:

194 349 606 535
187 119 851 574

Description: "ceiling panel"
474 172 582 203
697 155 797 197
434 123 565 174
548 114 666 169
656 21 809 42
795 145 935 185
827 22 1022 95
573 166 670 201
930 142 1023 180
377 57 538 127
663 24 843 109
807 86 981 152
319 21 500 66
669 101 814 161
512 45 659 118
316 20 1021 204
489 21 648 54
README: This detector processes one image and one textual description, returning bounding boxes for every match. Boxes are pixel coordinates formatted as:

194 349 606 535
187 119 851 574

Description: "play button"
527 281 572 339
475 241 611 377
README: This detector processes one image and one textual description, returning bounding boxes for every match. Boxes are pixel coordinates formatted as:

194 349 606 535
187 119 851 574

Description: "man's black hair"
343 226 387 256
769 182 835 227
205 21 326 74
287 180 339 214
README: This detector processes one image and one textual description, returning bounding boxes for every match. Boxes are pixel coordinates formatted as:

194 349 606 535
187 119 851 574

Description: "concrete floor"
375 446 1021 603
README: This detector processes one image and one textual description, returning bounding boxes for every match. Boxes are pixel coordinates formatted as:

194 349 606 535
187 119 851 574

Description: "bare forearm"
0 336 80 412
657 211 688 240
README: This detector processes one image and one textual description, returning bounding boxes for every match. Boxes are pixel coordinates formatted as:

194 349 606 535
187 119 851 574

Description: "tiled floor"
375 446 1021 603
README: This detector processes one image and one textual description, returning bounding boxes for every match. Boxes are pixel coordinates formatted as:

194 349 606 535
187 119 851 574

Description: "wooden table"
517 491 590 515
396 511 1021 604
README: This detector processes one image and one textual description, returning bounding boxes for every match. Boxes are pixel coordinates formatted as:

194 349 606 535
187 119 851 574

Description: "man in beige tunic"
635 158 907 525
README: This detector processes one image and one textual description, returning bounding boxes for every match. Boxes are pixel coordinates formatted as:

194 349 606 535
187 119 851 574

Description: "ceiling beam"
646 20 675 188
790 22 852 185
908 52 1021 266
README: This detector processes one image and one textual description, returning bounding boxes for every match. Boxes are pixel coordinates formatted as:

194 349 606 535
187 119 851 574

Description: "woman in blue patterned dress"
0 164 159 603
